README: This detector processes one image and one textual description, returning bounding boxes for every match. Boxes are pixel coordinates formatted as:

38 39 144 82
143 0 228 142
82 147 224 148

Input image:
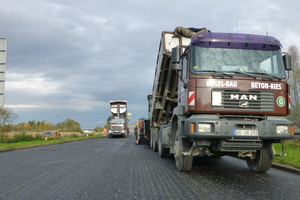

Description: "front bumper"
184 115 294 140
109 130 126 135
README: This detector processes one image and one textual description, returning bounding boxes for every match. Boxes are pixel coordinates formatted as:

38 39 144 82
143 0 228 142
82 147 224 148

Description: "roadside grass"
273 139 300 169
0 132 105 150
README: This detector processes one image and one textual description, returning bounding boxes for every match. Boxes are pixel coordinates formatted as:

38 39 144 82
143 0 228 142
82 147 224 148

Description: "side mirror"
283 54 292 71
172 46 182 71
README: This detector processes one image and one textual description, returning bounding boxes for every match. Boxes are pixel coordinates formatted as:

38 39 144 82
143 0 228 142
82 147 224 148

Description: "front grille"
215 90 274 111
111 126 122 132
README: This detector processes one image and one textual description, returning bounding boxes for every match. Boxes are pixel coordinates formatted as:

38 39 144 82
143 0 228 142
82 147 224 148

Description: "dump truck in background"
107 100 129 138
148 27 294 172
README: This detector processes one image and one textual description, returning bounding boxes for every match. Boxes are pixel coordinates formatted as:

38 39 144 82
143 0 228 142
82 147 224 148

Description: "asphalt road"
0 134 299 200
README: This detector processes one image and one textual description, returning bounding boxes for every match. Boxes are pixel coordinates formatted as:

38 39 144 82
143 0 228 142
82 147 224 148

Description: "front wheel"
246 142 273 173
174 130 193 172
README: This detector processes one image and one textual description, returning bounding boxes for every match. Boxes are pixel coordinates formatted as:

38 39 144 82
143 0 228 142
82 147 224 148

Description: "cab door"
178 52 189 112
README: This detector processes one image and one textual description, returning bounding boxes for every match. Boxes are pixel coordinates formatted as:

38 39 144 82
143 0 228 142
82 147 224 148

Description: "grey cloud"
1 0 300 128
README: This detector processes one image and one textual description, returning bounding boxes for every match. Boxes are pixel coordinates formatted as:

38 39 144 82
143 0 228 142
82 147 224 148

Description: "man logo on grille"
239 101 249 107
230 94 257 100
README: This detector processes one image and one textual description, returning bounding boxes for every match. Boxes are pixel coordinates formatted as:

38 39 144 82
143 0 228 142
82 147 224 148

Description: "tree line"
0 107 84 133
2 118 83 133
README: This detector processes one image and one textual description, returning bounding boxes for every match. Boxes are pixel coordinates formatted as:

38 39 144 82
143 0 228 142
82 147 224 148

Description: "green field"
273 140 300 169
0 133 105 151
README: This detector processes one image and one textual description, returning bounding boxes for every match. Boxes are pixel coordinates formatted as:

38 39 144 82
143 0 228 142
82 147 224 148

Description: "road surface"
0 134 299 200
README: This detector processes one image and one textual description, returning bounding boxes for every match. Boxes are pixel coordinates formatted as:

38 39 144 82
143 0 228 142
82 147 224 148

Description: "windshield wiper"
247 72 282 80
200 70 233 78
198 70 219 73
224 71 257 79
199 70 259 79
199 70 234 78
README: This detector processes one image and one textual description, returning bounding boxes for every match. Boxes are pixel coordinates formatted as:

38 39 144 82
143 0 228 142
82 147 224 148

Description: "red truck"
148 27 294 172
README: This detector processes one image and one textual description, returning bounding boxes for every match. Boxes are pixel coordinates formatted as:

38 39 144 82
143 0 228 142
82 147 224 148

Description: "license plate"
233 130 258 136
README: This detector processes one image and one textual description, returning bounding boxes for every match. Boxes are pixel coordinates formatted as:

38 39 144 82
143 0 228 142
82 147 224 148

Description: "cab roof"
191 32 281 50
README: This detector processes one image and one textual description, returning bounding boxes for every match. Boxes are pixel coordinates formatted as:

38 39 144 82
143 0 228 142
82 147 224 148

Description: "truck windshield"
190 46 286 79
110 118 125 124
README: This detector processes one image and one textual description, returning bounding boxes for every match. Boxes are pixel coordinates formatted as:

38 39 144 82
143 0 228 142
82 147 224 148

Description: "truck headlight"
198 123 213 132
276 125 289 134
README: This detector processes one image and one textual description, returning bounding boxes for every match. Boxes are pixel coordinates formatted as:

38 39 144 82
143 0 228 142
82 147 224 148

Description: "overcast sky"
1 0 300 128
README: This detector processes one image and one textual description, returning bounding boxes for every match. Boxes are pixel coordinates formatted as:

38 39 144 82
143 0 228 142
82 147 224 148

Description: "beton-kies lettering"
251 82 282 90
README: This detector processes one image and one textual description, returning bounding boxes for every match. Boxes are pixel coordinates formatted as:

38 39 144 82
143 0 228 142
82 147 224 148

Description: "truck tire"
152 138 158 152
174 130 193 172
158 136 169 157
151 131 158 151
246 142 273 173
150 134 153 149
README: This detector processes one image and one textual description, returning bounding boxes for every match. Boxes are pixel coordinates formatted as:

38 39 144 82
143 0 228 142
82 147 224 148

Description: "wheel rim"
174 140 180 160
174 133 182 168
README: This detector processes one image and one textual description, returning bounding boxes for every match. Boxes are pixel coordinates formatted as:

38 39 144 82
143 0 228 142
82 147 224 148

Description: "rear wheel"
150 133 153 148
158 136 169 157
246 142 273 173
174 130 193 172
152 139 158 151
152 131 158 151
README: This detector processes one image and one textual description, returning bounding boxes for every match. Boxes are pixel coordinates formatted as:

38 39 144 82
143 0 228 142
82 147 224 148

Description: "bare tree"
288 45 300 106
0 107 18 126
287 46 300 126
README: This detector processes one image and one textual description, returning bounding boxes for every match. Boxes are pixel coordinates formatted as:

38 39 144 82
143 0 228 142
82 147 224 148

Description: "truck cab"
107 116 128 138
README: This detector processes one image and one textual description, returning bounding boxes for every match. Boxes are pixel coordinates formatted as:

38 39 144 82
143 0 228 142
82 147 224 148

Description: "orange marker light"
190 123 195 132
290 126 295 135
